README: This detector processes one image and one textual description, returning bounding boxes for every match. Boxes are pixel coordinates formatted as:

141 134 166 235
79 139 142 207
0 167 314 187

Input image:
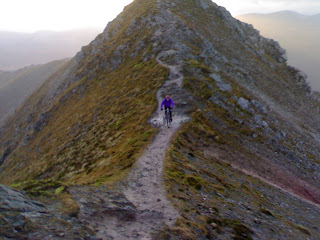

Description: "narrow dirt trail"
97 51 189 240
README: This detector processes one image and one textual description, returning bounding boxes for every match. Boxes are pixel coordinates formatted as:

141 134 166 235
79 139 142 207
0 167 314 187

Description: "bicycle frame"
164 108 171 128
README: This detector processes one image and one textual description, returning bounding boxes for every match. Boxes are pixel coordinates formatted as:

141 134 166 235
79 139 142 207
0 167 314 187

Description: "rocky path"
96 51 189 240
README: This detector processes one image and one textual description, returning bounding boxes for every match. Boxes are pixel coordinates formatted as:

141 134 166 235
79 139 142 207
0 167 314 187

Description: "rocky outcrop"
0 184 140 239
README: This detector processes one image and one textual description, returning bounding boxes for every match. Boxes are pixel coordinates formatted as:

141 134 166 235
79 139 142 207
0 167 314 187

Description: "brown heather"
0 0 167 185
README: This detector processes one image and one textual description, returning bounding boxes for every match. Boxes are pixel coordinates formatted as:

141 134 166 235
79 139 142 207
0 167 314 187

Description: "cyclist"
161 94 174 121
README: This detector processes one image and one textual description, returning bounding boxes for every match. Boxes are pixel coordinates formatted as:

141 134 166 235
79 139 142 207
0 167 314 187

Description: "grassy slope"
0 0 168 186
161 121 317 239
3 59 167 185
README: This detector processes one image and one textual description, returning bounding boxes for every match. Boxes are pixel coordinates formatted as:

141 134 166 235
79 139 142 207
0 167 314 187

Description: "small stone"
262 121 269 128
216 81 232 92
216 192 223 198
211 223 218 229
237 97 251 110
210 73 223 83
254 219 262 224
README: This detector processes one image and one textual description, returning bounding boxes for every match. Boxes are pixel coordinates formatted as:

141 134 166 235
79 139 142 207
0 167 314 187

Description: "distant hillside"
0 59 68 122
237 11 320 90
0 29 101 71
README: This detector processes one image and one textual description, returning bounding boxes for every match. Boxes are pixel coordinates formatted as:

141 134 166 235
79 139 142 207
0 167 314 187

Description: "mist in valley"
0 28 101 71
237 11 320 90
0 28 101 123
0 60 68 122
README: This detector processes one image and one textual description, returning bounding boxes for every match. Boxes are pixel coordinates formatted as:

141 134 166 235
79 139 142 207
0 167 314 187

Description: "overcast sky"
0 0 319 32
0 0 133 32
214 0 320 16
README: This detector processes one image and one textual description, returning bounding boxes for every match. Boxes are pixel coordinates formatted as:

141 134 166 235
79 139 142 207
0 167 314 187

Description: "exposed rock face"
1 0 320 239
0 184 135 239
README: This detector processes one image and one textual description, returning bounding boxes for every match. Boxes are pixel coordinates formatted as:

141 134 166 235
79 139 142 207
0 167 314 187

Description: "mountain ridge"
1 0 320 239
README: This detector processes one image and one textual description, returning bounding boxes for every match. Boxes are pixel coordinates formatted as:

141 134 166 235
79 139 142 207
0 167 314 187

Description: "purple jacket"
161 98 174 109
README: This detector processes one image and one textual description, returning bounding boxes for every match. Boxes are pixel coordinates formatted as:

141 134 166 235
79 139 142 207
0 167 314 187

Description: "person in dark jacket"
161 94 174 121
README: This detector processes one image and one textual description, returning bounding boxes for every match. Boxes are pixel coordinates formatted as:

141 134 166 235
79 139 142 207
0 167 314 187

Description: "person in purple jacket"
161 94 174 121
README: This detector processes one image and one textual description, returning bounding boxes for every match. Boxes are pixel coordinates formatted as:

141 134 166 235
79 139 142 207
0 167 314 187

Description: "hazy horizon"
238 10 320 16
0 29 101 71
214 0 320 16
1 0 320 33
0 27 104 34
237 11 320 90
2 10 319 34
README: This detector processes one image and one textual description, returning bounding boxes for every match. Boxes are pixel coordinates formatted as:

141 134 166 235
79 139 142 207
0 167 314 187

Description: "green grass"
1 58 168 186
0 0 167 186
11 179 66 197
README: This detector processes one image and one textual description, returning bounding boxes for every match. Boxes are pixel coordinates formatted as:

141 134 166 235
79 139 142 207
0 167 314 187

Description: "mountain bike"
164 107 172 128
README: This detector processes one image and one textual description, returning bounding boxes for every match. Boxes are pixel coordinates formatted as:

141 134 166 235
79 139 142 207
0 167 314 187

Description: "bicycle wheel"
166 110 170 128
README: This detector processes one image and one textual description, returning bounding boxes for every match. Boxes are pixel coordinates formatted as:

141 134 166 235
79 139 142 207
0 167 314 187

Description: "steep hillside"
0 0 168 186
237 11 320 90
0 29 101 71
1 0 320 239
0 59 68 122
